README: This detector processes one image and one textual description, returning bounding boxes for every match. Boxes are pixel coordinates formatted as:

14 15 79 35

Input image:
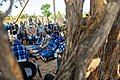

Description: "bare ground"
31 58 120 80
33 58 100 80
33 59 57 80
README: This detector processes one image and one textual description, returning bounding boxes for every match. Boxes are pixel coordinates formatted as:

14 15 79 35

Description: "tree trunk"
47 17 49 23
0 0 23 79
62 0 85 63
53 0 56 23
0 21 23 80
55 0 120 80
90 0 106 19
86 0 106 39
88 0 106 32
56 0 85 79
87 11 120 80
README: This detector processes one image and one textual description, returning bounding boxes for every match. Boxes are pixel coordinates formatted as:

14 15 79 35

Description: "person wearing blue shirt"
12 39 37 80
12 39 30 61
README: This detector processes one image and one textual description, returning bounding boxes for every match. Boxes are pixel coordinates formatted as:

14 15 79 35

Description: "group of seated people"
5 18 65 80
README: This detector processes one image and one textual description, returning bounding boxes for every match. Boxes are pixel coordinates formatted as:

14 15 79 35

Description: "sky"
0 0 90 16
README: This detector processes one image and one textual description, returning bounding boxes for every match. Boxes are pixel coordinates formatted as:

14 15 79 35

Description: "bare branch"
0 0 14 20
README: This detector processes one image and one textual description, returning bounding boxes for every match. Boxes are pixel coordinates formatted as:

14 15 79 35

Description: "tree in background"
41 3 52 23
29 15 37 19
20 14 26 19
56 11 64 25
50 11 64 25
0 11 4 15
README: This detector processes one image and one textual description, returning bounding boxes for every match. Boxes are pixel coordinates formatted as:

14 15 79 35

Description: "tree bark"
0 21 23 80
0 0 23 79
55 0 120 80
87 10 120 80
90 0 106 19
56 0 85 79
63 0 85 63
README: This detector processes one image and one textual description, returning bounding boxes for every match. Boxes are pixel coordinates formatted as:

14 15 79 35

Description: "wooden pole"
14 0 30 23
53 0 56 23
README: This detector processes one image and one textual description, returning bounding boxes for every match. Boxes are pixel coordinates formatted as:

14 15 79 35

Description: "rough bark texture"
55 0 120 80
90 0 106 19
86 0 106 37
0 0 23 79
0 21 23 80
87 10 120 80
63 0 85 63
101 13 120 80
55 1 85 80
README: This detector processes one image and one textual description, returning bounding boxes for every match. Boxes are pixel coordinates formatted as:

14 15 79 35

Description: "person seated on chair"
12 39 37 80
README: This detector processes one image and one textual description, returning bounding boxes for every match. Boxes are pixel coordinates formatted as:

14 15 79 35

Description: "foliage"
29 15 37 18
0 11 4 16
4 16 11 20
56 11 64 20
49 11 64 23
41 3 51 18
20 14 26 19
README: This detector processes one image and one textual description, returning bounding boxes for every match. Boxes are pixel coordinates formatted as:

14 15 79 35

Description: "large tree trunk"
0 0 23 78
0 21 23 80
101 12 120 80
63 0 85 63
90 0 106 19
55 0 120 80
87 10 120 80
86 0 106 39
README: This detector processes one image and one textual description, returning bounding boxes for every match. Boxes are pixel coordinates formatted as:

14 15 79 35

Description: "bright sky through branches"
0 0 90 16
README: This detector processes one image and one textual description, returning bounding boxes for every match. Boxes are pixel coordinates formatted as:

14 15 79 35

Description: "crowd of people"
3 18 66 80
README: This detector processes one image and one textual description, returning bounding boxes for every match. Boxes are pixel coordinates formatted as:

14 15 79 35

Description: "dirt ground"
33 58 100 80
33 59 57 80
1 58 119 80
32 58 120 79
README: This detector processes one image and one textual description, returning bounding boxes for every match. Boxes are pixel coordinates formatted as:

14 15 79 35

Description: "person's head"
15 24 18 27
38 22 41 26
42 31 47 37
7 22 9 25
44 74 55 80
62 21 66 26
29 17 32 22
10 23 13 25
20 21 24 27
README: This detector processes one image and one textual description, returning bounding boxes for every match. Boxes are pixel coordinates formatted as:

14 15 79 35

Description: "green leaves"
41 3 51 17
0 11 4 16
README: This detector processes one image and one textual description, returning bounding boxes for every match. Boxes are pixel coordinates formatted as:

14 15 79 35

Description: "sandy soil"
33 58 100 80
33 59 57 80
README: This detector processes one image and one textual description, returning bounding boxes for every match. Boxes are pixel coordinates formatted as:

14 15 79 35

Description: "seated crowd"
3 18 65 80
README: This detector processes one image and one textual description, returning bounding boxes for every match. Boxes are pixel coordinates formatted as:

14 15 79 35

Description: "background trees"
41 3 52 23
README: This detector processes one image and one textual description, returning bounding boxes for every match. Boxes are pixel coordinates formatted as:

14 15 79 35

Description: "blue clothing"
12 39 30 61
3 24 9 31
